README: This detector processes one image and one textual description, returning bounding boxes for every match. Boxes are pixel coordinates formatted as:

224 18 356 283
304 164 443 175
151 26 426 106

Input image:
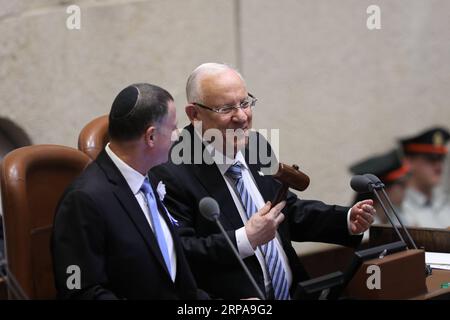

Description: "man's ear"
144 126 156 146
185 104 200 122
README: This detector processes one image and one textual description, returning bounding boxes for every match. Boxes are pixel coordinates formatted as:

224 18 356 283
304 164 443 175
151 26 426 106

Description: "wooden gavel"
272 163 310 205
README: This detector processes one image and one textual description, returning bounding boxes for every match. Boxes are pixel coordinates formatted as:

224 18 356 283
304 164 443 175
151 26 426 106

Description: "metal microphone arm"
363 174 431 276
199 197 266 300
213 217 265 300
364 174 418 250
379 188 417 250
377 187 432 276
371 188 407 245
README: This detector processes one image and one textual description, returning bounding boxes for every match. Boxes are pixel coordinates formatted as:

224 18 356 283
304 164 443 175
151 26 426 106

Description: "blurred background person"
51 83 209 300
350 149 411 225
400 127 450 228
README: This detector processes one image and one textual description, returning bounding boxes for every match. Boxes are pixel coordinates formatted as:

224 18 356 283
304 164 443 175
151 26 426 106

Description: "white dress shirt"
202 141 359 297
105 143 177 281
402 187 450 228
204 142 293 296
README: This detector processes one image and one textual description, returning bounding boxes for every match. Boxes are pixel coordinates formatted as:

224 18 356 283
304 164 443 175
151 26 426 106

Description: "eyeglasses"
192 93 257 115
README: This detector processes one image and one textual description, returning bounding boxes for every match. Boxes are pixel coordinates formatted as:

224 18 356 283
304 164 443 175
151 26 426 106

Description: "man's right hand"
245 201 286 249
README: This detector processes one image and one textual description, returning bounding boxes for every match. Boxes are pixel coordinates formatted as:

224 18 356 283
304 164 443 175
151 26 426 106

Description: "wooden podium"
344 225 450 299
369 225 450 253
346 249 428 299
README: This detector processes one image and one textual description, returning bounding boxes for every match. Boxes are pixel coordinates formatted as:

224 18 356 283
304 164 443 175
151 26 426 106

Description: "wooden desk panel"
370 225 450 253
0 278 7 300
413 269 450 300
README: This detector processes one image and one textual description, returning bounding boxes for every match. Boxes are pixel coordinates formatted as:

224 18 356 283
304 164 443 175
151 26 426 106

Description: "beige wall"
241 0 450 205
0 0 238 148
1 0 450 206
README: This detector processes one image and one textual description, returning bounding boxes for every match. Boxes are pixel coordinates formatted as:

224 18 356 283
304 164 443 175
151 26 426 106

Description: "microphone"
199 197 265 300
350 175 407 246
364 173 385 189
363 173 418 250
349 175 375 193
351 174 431 275
199 197 220 221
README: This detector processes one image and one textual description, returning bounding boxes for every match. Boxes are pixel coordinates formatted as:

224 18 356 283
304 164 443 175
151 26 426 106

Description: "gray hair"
186 62 246 104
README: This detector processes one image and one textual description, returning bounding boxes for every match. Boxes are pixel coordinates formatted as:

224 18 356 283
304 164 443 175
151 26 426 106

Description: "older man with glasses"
152 62 375 300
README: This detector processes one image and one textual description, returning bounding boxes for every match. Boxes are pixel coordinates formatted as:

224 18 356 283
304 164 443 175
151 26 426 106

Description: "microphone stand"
379 189 417 250
379 187 432 275
212 217 266 300
365 175 432 276
371 188 407 245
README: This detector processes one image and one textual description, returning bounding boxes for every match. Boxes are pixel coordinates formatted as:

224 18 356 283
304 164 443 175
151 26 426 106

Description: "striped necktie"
226 162 290 300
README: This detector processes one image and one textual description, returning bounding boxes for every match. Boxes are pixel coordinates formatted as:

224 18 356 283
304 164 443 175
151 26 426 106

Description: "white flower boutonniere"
157 181 179 227
156 181 166 201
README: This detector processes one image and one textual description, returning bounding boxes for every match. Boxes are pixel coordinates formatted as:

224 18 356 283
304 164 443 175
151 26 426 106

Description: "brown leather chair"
77 115 109 160
0 145 90 299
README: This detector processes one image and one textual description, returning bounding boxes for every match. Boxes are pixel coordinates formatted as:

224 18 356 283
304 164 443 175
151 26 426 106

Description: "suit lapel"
244 132 280 204
184 124 245 229
247 163 274 203
96 150 171 277
191 162 244 229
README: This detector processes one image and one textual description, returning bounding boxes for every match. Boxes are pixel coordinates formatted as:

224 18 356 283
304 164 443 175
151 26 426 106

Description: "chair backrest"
77 115 109 160
0 145 90 299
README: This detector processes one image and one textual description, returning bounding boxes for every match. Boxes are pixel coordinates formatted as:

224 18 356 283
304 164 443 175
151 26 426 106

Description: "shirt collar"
406 187 437 207
105 143 146 195
194 128 249 175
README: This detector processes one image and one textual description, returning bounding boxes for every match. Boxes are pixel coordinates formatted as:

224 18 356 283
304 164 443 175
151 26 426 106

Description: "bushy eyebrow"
223 96 248 108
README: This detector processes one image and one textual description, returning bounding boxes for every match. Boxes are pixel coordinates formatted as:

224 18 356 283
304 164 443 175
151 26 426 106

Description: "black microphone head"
364 173 385 189
350 175 374 193
199 197 220 221
364 173 381 184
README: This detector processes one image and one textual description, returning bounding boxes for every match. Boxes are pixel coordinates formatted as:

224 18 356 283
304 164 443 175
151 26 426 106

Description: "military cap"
400 127 450 156
350 149 410 185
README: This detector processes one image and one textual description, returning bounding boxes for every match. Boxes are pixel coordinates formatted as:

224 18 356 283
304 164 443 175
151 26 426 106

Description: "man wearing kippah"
52 84 209 299
400 127 450 228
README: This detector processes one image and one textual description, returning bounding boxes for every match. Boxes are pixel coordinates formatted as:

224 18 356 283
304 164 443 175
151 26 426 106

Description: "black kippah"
110 85 139 119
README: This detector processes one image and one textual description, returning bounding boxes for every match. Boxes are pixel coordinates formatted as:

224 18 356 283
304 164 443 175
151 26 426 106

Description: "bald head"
186 63 246 104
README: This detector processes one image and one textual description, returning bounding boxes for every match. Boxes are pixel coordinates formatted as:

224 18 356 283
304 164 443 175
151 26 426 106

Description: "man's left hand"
349 199 376 234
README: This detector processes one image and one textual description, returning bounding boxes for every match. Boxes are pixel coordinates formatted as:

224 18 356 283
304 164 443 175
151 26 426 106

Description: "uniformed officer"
400 127 450 228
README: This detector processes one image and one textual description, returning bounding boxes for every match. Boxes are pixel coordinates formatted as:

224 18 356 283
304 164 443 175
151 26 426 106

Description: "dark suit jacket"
151 124 362 299
51 149 208 300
